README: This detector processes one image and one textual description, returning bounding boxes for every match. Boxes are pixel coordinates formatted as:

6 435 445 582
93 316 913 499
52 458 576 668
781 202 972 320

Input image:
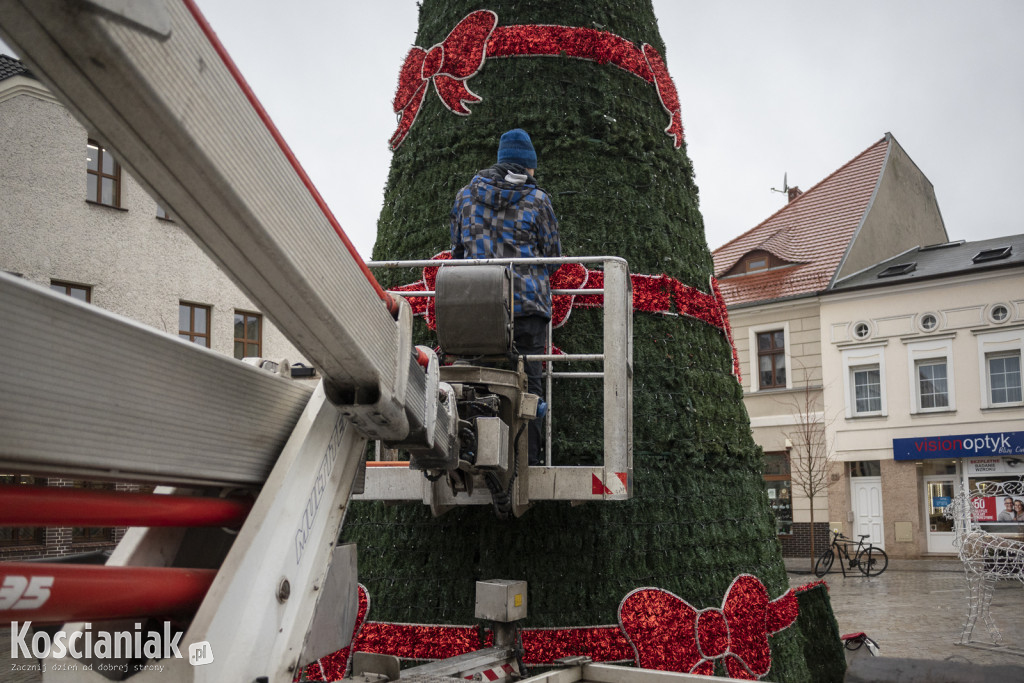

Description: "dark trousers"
514 315 548 464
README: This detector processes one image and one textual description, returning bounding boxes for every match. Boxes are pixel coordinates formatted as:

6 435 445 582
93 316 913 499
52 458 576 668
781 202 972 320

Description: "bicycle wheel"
814 546 835 577
856 546 888 577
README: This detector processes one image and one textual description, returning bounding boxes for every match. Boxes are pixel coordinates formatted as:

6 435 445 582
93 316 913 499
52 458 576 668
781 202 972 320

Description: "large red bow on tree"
618 575 799 680
390 10 498 149
390 11 684 150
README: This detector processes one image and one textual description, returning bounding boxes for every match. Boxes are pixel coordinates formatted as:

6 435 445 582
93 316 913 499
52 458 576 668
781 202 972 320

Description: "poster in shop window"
971 494 1024 523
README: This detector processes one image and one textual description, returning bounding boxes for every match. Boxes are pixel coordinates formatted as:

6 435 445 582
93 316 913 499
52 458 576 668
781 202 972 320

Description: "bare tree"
780 365 836 569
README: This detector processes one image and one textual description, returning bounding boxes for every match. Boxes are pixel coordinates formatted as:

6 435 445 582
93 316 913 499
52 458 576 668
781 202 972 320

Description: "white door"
924 476 957 554
851 477 885 549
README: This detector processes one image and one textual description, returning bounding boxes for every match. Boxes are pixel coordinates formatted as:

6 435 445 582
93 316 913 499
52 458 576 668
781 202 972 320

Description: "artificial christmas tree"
332 1 843 680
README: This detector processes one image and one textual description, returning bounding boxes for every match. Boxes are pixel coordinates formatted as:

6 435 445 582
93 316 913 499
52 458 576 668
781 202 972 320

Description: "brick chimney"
787 186 803 203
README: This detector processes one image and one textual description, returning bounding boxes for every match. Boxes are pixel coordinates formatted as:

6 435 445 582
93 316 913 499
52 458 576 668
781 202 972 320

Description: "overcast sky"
3 2 1022 258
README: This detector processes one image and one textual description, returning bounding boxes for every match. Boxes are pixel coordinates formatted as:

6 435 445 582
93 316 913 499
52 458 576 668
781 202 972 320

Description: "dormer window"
722 250 795 278
745 257 767 272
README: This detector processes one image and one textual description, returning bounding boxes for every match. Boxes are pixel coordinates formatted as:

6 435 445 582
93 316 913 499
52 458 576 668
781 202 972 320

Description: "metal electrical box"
475 580 527 622
474 417 509 469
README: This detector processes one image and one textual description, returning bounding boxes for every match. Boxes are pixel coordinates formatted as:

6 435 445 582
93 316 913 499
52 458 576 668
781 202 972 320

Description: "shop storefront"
894 430 1024 554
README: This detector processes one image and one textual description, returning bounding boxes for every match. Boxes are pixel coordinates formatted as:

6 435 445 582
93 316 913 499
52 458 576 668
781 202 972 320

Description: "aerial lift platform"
0 1 741 681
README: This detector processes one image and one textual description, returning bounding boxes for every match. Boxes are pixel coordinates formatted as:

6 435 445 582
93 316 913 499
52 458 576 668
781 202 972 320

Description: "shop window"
966 477 1024 533
762 452 792 535
234 311 262 359
986 353 1022 406
86 139 121 208
0 475 45 547
50 280 91 303
179 302 211 348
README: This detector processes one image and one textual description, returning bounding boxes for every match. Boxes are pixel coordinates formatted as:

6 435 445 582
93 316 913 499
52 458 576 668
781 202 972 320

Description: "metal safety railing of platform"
361 256 634 503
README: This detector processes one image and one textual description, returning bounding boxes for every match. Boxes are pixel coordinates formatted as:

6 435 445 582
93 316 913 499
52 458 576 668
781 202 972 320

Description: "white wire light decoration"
944 477 1024 649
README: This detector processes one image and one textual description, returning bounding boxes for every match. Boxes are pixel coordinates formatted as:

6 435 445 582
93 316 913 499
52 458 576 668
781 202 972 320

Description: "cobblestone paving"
787 557 1024 669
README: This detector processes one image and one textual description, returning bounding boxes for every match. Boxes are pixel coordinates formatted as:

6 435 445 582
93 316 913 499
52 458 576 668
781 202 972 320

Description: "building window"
156 205 173 221
852 365 882 415
86 139 121 208
988 304 1010 324
234 311 262 359
850 460 881 477
179 302 211 347
987 353 1022 405
907 338 955 414
0 475 45 547
919 313 938 332
842 344 886 418
757 330 786 389
852 321 871 340
916 360 949 410
762 452 792 535
71 481 115 544
50 280 91 302
746 256 768 272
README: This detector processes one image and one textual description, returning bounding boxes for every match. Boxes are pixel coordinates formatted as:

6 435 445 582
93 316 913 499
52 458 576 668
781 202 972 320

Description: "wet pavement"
3 557 1022 681
785 556 1024 670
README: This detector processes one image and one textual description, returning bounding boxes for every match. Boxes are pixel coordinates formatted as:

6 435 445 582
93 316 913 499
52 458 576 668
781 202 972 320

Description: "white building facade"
822 236 1024 558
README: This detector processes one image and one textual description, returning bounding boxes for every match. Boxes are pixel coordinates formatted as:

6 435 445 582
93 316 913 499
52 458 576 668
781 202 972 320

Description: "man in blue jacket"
450 129 562 465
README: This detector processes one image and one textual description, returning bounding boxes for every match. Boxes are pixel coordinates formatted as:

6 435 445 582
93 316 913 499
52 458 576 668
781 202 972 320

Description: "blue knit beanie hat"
497 128 537 168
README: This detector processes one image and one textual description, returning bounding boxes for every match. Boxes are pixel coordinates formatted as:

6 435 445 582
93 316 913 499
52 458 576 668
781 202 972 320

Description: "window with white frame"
748 322 791 392
987 353 1022 405
841 344 887 418
917 361 949 409
906 338 955 414
852 365 882 414
976 329 1024 408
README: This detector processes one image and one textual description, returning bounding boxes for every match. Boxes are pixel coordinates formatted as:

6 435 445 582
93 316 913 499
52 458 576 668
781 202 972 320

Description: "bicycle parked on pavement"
814 530 889 577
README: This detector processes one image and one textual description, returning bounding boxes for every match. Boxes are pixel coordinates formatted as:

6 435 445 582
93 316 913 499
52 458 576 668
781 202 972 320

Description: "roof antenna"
770 172 789 195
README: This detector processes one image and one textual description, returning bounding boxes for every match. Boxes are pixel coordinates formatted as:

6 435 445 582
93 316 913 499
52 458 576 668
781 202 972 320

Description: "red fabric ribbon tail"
434 75 482 115
389 85 426 150
641 44 684 148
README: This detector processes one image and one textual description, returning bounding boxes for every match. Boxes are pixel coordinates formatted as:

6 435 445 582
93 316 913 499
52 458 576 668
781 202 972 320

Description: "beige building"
822 235 1024 558
713 133 948 557
0 54 310 559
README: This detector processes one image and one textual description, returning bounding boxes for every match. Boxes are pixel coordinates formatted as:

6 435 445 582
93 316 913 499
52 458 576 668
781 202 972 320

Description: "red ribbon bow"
618 575 798 680
390 10 498 149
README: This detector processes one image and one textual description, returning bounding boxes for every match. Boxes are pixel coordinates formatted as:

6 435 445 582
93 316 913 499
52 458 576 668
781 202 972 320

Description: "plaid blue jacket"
450 163 561 319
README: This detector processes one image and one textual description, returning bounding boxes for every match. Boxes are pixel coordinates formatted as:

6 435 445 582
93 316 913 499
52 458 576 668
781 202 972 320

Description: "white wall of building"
1 76 308 366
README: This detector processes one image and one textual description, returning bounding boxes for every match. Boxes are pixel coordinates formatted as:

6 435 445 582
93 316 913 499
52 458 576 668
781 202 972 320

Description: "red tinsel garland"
392 252 742 383
306 578 807 681
390 11 684 149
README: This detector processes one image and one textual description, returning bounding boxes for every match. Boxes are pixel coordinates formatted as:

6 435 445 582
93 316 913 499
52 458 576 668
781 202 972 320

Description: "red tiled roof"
712 136 890 306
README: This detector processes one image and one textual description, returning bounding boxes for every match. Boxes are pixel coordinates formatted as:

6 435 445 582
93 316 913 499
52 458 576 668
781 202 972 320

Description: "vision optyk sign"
893 431 1024 461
